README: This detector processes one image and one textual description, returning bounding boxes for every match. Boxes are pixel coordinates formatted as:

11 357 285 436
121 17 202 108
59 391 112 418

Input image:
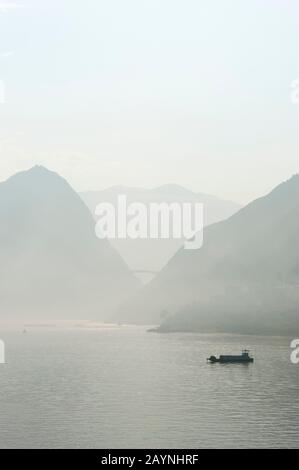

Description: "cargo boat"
207 349 254 363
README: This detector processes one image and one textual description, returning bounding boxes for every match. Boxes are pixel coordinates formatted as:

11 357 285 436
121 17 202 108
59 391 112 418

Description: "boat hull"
208 354 254 363
218 357 253 363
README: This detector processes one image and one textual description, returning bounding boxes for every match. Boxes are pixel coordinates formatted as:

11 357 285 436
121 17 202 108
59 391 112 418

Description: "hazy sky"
0 0 299 203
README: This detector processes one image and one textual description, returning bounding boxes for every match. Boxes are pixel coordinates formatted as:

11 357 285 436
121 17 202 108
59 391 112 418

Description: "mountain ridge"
116 175 299 335
0 166 139 322
80 184 241 282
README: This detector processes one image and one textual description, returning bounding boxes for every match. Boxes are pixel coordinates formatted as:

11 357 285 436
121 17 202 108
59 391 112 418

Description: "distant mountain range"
117 176 299 335
0 166 139 321
80 185 241 283
2 166 298 335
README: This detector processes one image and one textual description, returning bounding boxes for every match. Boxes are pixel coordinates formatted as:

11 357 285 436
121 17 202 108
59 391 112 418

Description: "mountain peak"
28 164 53 174
153 184 195 196
18 165 59 180
1 165 69 193
0 166 139 319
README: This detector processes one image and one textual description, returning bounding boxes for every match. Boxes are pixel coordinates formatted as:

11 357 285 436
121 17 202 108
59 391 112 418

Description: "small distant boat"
207 349 254 364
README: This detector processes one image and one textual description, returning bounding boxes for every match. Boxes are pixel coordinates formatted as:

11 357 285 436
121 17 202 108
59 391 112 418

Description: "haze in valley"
1 1 299 335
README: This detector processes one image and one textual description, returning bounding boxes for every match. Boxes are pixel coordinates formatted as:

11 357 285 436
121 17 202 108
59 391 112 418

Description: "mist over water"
0 327 298 449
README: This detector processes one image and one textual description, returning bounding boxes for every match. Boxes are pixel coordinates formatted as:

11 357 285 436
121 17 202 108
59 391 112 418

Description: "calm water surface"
0 327 298 448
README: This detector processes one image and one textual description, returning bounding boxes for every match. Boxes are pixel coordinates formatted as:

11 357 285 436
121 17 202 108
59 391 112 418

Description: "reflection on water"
0 327 298 448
